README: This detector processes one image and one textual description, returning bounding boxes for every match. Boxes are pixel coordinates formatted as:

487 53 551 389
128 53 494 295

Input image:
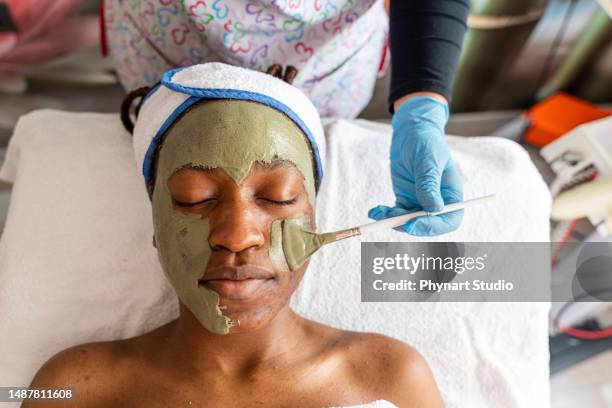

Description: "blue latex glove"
368 96 463 236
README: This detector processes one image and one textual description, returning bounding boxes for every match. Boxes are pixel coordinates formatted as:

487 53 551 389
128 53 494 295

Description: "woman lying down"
26 63 443 408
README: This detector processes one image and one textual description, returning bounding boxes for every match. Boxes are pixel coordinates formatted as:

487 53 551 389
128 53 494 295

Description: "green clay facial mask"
152 100 316 334
269 218 336 272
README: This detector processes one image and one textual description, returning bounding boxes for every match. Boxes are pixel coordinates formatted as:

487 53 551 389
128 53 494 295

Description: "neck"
166 303 306 375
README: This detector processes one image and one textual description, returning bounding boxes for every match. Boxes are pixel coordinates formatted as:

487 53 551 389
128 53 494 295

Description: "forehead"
155 100 317 205
171 159 301 181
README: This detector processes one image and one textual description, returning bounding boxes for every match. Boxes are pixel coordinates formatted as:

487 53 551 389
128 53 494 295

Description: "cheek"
153 191 212 281
287 258 309 288
266 192 315 269
153 191 234 335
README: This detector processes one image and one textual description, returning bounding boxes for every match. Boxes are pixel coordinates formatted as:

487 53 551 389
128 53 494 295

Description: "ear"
152 235 157 248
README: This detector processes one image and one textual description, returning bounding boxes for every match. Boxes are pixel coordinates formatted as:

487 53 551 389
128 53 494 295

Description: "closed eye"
173 198 217 207
257 197 297 206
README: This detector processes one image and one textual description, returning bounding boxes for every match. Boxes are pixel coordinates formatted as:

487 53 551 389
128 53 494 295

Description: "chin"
219 283 293 333
224 307 280 333
211 262 308 333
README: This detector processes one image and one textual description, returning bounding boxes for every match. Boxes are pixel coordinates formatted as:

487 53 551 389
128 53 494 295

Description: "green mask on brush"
152 100 316 334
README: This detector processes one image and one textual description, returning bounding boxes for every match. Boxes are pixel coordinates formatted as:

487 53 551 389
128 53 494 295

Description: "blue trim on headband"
141 67 324 193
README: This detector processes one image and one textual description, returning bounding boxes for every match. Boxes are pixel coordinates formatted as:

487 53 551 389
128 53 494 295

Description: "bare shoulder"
24 338 141 408
340 331 444 407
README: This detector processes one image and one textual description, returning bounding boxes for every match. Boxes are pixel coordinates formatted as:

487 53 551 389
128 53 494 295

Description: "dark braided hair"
265 64 298 84
120 86 152 134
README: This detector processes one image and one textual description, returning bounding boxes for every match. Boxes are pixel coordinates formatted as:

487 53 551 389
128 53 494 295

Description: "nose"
208 198 266 254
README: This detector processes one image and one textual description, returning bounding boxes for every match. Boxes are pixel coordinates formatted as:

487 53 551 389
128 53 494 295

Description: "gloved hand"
368 96 463 236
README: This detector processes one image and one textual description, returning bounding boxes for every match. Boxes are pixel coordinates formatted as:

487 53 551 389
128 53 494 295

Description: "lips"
198 266 276 300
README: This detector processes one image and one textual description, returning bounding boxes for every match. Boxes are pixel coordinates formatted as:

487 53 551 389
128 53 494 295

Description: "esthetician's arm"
369 0 469 236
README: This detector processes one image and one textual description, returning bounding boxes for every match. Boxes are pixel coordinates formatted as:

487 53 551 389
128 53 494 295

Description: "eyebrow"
252 159 295 170
174 164 217 174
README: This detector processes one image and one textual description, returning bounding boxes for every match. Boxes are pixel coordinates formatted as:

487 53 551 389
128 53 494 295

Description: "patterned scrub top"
103 0 389 118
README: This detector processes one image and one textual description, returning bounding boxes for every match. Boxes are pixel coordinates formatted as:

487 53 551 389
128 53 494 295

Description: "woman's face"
152 100 316 335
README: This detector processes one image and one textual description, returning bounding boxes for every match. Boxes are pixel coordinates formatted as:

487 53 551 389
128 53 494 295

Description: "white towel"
0 111 550 408
291 119 552 408
133 62 326 192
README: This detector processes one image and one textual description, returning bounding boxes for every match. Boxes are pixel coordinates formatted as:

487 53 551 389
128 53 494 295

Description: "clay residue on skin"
153 208 233 334
152 100 316 334
269 217 336 272
269 219 291 273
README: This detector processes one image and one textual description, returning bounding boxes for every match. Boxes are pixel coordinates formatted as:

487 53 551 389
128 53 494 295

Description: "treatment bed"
0 110 551 407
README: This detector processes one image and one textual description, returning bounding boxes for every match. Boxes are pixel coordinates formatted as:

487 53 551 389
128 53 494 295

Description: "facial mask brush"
281 194 496 270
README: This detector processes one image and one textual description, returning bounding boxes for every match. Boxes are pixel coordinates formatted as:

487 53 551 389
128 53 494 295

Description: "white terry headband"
132 62 326 193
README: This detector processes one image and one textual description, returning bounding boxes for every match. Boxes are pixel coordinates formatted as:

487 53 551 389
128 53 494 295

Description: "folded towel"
133 62 326 192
